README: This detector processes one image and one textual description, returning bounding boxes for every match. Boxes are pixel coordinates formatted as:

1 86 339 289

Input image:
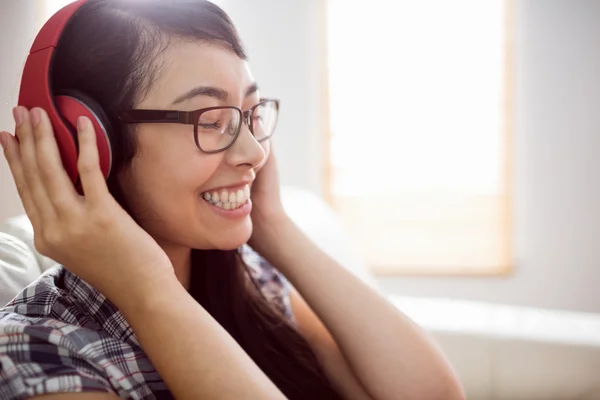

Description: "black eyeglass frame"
118 98 280 153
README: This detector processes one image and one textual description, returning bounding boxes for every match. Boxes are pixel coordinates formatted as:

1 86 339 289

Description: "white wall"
0 1 37 221
2 0 599 313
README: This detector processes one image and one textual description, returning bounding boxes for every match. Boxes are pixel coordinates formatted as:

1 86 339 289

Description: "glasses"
118 99 279 153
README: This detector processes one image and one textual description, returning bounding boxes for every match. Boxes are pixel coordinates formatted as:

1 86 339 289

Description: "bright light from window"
328 0 505 197
327 0 510 272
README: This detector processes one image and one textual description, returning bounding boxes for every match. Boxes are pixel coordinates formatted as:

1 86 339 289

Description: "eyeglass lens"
195 101 278 152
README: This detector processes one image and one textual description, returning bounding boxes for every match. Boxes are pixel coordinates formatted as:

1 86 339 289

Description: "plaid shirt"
0 245 293 399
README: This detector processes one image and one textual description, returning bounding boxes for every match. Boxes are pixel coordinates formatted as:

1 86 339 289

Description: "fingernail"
31 108 41 128
77 116 88 132
12 107 24 127
0 132 7 150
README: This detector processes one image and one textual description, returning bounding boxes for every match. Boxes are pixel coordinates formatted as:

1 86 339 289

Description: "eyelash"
200 122 222 129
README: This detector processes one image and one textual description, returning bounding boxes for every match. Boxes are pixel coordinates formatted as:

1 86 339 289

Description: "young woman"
0 1 464 399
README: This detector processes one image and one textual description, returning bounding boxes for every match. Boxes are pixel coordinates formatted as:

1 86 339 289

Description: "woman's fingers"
5 108 110 221
76 116 110 204
1 130 40 228
13 107 57 224
33 107 79 214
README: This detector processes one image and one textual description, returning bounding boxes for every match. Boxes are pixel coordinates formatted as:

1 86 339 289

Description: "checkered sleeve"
0 316 115 400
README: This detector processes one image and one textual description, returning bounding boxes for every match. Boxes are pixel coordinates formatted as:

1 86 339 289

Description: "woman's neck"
161 245 192 290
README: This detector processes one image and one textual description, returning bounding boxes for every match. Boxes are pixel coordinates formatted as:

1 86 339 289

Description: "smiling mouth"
201 184 251 210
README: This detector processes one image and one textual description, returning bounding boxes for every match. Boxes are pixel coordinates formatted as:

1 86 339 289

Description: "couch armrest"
0 232 45 306
0 214 58 273
281 186 378 289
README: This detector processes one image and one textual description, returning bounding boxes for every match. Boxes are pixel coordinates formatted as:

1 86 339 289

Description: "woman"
0 1 464 399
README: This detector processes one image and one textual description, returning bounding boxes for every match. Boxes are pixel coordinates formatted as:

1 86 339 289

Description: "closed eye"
199 121 223 129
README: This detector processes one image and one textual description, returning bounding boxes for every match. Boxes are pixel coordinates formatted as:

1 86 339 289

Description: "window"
326 0 512 275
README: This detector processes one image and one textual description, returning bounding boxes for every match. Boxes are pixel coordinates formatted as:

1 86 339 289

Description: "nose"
225 121 266 169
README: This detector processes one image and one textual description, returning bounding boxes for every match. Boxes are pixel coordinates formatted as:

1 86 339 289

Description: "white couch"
2 186 600 400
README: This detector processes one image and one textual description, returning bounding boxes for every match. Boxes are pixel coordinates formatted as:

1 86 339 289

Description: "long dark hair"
50 0 341 398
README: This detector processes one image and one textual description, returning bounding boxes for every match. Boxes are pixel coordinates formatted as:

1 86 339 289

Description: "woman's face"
119 40 269 254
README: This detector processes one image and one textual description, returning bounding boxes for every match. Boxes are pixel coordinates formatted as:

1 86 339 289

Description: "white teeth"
202 184 250 210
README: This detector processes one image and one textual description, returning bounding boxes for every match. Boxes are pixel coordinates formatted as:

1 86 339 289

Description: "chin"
213 239 250 251
209 226 253 251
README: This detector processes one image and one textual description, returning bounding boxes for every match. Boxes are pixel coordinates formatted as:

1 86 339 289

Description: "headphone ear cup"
54 92 113 184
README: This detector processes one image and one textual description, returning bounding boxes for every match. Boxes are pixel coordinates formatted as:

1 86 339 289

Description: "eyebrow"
171 83 259 105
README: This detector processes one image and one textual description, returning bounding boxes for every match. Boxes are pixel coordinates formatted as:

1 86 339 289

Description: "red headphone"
18 0 112 187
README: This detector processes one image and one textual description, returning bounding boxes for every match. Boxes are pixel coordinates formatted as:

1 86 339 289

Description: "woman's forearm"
256 218 465 400
115 275 286 400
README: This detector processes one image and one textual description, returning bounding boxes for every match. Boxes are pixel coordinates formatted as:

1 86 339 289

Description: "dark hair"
51 0 342 398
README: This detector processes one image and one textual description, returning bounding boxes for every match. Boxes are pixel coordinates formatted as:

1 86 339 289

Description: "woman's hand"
248 144 290 254
0 107 174 309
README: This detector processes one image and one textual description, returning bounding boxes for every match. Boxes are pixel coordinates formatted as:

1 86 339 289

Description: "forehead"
140 39 255 108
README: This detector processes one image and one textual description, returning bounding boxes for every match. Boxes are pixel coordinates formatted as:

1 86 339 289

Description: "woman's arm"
115 276 286 400
256 217 465 400
289 286 374 400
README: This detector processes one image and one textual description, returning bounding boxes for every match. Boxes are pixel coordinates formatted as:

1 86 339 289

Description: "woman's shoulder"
2 265 105 329
0 309 170 399
0 266 171 399
2 265 72 318
0 308 112 397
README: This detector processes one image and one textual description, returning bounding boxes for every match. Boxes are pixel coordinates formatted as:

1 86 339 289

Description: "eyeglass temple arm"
119 110 195 124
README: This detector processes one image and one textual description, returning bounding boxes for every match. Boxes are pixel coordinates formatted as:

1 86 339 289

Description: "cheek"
125 151 222 211
262 140 271 156
169 156 221 191
255 140 271 172
139 131 221 189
